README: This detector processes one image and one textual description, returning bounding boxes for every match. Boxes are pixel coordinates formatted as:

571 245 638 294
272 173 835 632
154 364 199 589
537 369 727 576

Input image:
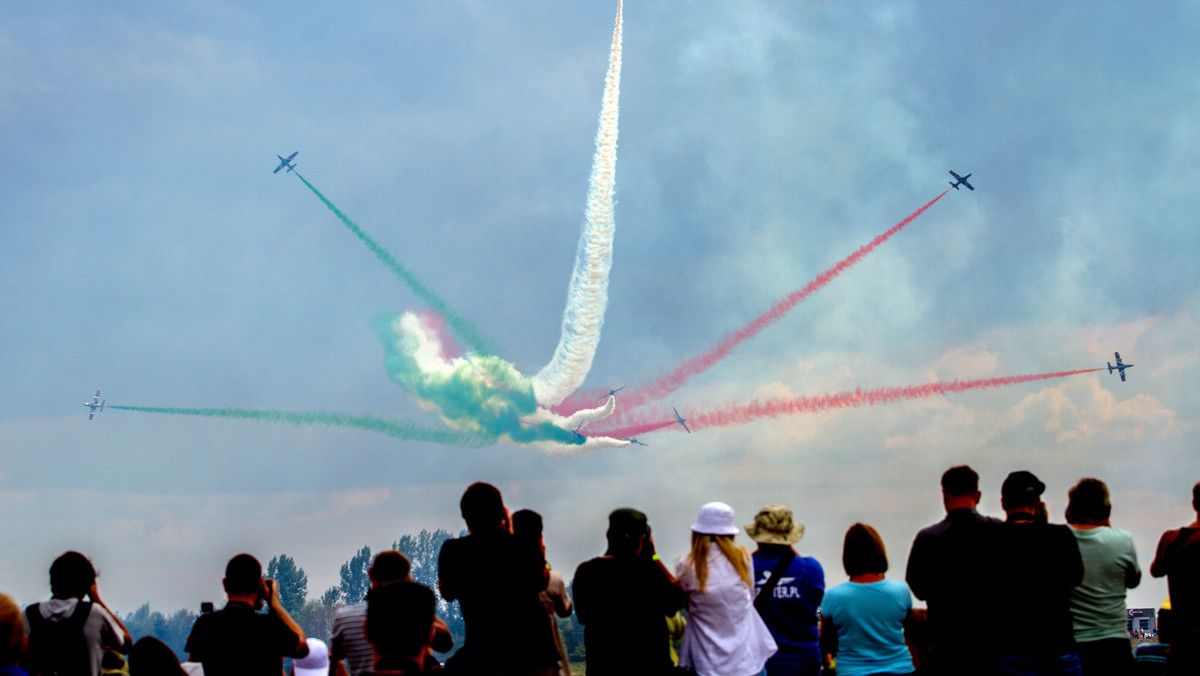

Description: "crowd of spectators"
3 471 1197 676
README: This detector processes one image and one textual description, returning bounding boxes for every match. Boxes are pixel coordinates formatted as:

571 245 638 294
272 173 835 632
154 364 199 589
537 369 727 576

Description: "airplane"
1107 352 1134 382
84 391 105 420
598 385 625 399
948 170 974 191
672 406 691 434
620 436 648 447
273 151 298 174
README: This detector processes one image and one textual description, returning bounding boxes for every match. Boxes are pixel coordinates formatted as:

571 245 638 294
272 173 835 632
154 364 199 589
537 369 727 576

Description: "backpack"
26 600 94 676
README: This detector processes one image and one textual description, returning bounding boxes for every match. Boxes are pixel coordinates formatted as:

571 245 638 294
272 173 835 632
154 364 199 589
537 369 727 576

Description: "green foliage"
122 603 198 660
266 554 309 616
338 546 372 605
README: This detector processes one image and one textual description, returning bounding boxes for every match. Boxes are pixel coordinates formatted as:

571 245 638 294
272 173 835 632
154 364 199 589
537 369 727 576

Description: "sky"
2 1 1199 616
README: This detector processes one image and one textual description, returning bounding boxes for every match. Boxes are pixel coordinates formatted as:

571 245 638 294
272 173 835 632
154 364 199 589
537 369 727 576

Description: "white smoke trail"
531 0 623 407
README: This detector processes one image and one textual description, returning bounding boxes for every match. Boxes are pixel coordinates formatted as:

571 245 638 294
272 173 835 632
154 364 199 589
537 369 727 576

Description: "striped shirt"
331 601 373 676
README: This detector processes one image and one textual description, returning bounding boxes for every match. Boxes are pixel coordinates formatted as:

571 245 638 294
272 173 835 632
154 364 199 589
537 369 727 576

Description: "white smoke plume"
531 0 623 407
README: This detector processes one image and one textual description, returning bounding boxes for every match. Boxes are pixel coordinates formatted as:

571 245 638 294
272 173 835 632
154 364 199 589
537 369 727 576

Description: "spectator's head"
743 505 804 546
940 465 982 511
460 482 506 534
129 636 185 676
368 551 411 587
293 639 329 676
842 523 888 577
0 593 26 666
49 551 96 599
688 503 752 592
511 509 543 538
223 553 263 597
366 581 436 659
605 508 650 557
1001 470 1046 511
1066 477 1112 525
1193 482 1200 514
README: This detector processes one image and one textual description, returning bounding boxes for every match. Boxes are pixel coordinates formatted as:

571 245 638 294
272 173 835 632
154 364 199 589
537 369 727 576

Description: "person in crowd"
1065 477 1141 676
987 471 1084 676
333 551 451 676
0 593 30 676
185 553 309 676
293 639 329 676
511 510 573 676
573 508 685 676
904 464 1002 675
675 502 776 676
744 505 824 676
437 482 556 676
364 581 444 674
128 636 185 676
1150 481 1200 675
24 551 132 676
820 523 915 676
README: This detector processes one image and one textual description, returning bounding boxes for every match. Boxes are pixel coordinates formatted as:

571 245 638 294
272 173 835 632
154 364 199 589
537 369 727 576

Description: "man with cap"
572 508 685 676
987 470 1084 676
904 465 1002 676
745 505 824 676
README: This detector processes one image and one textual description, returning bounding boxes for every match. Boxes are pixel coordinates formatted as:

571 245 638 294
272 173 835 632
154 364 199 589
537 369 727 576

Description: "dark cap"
608 508 650 537
1002 470 1046 508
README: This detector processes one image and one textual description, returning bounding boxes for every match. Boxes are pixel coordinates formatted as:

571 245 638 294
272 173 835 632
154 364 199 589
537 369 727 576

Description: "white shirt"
676 547 777 676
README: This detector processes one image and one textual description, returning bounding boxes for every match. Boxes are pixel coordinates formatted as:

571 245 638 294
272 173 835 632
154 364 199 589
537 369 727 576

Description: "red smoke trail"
594 368 1103 438
562 190 951 417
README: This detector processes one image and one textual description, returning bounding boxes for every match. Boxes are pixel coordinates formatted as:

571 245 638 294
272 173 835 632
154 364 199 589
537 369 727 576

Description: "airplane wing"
273 165 284 174
962 179 974 190
1120 371 1126 382
1114 352 1122 363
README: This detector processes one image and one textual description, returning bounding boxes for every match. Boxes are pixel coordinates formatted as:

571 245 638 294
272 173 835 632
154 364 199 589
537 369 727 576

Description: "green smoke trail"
109 405 490 447
294 173 497 357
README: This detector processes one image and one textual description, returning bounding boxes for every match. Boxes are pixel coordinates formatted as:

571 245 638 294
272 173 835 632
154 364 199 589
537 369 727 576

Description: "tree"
338 546 372 605
122 603 198 660
393 529 465 657
266 554 309 616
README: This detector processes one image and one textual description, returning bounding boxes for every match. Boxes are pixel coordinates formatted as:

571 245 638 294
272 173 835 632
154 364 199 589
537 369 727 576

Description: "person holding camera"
185 553 309 676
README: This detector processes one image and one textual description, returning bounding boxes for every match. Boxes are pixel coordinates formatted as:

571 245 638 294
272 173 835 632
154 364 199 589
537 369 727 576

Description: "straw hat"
744 505 805 545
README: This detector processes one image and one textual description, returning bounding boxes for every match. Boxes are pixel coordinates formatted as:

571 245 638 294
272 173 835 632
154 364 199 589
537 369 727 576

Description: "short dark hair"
1066 478 1111 524
366 581 435 657
606 508 650 557
1193 482 1200 512
941 465 979 497
49 551 96 598
224 554 263 596
511 509 543 538
460 482 506 532
842 523 888 577
129 636 185 676
368 551 411 585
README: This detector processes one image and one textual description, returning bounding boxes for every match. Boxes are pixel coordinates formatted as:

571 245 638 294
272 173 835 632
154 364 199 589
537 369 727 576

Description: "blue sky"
2 1 1198 613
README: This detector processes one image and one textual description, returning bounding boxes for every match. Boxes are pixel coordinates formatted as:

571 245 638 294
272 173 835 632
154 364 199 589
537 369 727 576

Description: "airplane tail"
100 400 105 412
1107 363 1114 373
949 182 959 190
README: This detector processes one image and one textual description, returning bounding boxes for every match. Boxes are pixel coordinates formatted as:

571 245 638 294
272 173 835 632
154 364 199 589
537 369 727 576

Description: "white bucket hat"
690 502 739 536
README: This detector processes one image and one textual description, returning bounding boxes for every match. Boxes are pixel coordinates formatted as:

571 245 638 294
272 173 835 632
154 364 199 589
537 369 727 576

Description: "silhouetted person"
437 482 555 676
334 551 450 676
185 553 308 676
744 505 824 676
988 471 1084 676
129 636 186 676
511 510 573 676
1151 481 1200 675
904 465 1001 675
1 592 30 676
573 508 685 676
1065 478 1141 676
821 523 915 676
24 551 132 676
364 581 443 674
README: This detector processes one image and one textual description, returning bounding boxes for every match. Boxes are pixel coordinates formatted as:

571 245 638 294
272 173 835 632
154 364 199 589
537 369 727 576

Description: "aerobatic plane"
273 151 298 174
673 406 691 434
84 391 105 420
621 436 648 446
948 170 974 191
598 385 625 399
1107 352 1134 382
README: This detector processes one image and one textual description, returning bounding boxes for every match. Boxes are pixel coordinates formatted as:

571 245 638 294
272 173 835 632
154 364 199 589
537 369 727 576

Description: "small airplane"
1107 352 1134 382
598 385 625 399
620 436 648 447
672 406 691 434
273 151 298 174
948 170 974 191
84 391 105 420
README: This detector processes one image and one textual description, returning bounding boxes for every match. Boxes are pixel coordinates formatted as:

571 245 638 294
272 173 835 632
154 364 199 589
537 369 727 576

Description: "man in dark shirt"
438 482 556 676
186 553 308 676
572 508 685 676
905 465 1001 676
988 471 1084 676
1151 481 1200 676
